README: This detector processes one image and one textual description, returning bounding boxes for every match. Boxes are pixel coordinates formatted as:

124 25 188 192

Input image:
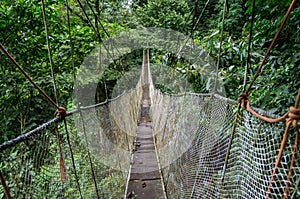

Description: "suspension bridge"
0 0 300 198
0 46 299 198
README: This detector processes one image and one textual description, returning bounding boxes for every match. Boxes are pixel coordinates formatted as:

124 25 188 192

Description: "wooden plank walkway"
125 50 166 199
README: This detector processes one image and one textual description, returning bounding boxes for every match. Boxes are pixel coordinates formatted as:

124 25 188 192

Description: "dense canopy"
0 0 299 198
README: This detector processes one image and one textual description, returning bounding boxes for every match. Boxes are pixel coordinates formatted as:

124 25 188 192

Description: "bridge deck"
125 50 166 199
126 121 165 199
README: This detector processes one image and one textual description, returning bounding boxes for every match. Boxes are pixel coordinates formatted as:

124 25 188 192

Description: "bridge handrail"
0 89 136 151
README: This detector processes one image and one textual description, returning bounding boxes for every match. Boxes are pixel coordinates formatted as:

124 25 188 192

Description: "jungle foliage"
1 0 299 141
0 0 299 197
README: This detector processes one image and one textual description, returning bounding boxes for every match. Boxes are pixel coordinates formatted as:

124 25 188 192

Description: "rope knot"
238 93 248 109
55 107 67 119
288 106 300 127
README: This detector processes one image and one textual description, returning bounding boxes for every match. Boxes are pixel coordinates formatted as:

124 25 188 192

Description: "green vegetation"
0 0 299 198
1 0 299 141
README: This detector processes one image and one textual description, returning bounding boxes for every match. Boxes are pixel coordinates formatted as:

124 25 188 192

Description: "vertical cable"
221 0 256 186
65 1 101 197
65 0 76 100
63 119 84 199
79 111 102 198
41 0 68 190
211 7 227 190
41 0 59 105
242 0 255 93
213 0 227 94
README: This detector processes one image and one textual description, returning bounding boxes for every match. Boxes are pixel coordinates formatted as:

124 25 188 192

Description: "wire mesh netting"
1 88 299 198
0 89 141 199
151 91 300 199
0 69 299 198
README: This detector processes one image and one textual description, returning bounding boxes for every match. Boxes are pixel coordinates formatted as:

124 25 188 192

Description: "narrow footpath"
125 50 166 199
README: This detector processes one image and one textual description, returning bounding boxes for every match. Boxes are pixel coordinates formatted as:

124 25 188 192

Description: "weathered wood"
126 50 166 199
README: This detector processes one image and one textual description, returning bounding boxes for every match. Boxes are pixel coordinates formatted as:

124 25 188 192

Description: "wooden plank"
125 50 166 199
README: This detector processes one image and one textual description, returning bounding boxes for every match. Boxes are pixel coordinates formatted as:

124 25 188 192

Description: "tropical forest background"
0 0 299 197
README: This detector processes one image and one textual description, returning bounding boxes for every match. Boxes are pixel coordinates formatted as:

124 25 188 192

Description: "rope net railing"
0 88 141 198
151 90 300 199
0 65 299 199
1 39 299 198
